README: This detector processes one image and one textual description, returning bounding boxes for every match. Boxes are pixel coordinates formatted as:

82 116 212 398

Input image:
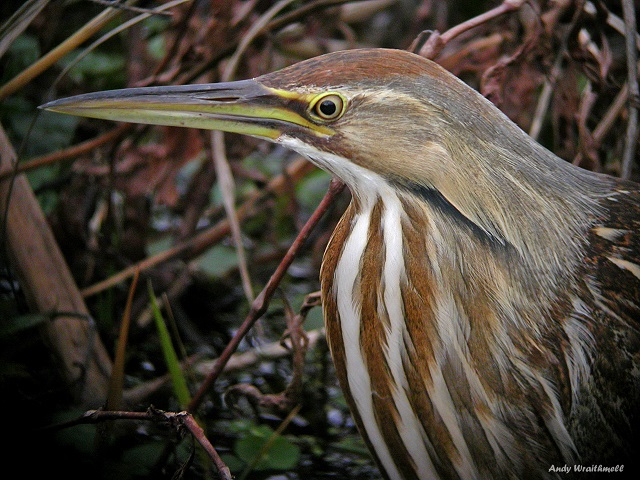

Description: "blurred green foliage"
223 419 301 474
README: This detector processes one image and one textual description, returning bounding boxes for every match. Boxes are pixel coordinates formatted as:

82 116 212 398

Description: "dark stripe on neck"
396 180 512 252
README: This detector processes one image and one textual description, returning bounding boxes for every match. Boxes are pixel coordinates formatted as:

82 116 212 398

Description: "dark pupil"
319 99 337 116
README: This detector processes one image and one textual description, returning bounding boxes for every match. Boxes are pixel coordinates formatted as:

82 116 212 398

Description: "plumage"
43 48 640 479
270 50 640 478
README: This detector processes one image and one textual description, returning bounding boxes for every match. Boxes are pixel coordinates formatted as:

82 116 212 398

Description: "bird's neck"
319 162 597 477
299 103 612 478
285 130 607 307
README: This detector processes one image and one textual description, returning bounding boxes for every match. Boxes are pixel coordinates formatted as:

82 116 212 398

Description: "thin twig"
529 2 586 140
223 291 318 413
173 0 356 86
528 49 564 141
0 2 134 100
0 125 129 181
182 414 232 480
52 0 191 88
412 0 525 60
122 328 325 405
0 0 49 58
588 0 640 52
280 295 307 402
211 132 255 302
211 0 297 305
89 0 173 16
279 291 320 403
187 178 345 413
621 0 639 179
105 269 139 411
265 0 353 32
150 0 199 77
44 408 232 480
573 83 629 166
222 0 296 82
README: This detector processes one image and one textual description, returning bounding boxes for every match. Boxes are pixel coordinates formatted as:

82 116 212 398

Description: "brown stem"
105 269 140 411
46 408 232 480
412 0 525 60
0 124 129 182
181 414 232 480
281 291 321 404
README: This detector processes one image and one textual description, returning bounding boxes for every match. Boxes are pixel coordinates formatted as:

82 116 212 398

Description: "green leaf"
333 436 371 456
59 49 126 89
145 234 173 257
197 244 238 277
258 434 301 470
0 97 78 159
1 33 40 81
147 281 191 408
220 453 245 473
234 424 300 471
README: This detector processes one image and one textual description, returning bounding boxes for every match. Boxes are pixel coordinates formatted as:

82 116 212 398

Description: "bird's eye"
310 93 346 122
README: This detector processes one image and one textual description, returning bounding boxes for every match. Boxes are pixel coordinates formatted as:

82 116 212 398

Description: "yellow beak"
41 79 333 140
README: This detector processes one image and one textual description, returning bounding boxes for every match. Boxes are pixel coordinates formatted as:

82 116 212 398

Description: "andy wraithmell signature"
549 465 625 474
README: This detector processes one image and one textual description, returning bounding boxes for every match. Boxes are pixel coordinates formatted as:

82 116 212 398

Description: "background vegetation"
1 0 638 479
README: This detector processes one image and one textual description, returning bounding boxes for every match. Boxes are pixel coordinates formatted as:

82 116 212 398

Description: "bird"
43 48 639 479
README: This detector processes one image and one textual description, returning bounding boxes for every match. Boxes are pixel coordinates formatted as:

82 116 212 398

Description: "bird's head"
43 48 599 261
42 49 518 199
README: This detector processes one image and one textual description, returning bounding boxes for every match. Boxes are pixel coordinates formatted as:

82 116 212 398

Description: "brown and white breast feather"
319 169 640 480
268 50 640 480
